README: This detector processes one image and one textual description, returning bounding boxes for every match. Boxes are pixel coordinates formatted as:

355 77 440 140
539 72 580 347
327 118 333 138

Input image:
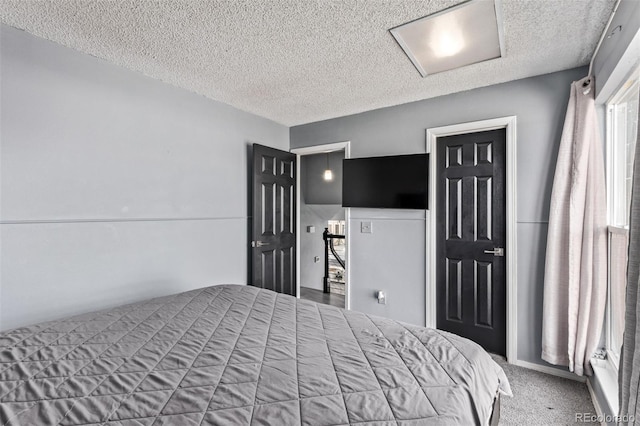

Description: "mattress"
0 284 511 425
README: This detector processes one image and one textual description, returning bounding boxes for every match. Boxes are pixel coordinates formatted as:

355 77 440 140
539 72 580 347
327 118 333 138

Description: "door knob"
484 247 504 256
251 241 270 248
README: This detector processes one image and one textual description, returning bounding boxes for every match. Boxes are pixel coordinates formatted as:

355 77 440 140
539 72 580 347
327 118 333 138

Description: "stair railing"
323 228 345 293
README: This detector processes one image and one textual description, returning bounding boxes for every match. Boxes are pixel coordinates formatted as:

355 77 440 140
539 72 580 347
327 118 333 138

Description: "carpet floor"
492 355 597 425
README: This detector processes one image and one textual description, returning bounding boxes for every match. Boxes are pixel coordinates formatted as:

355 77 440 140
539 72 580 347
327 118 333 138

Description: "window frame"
604 67 639 370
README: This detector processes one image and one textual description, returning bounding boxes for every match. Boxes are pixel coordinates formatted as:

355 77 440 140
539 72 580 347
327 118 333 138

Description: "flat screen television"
342 154 428 209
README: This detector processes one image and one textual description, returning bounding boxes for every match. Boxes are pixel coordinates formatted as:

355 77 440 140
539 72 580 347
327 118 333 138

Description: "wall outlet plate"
361 221 372 233
376 290 386 304
307 226 315 233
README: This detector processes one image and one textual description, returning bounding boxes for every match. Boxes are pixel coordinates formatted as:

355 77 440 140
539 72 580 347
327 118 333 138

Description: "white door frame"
291 141 351 310
426 117 518 363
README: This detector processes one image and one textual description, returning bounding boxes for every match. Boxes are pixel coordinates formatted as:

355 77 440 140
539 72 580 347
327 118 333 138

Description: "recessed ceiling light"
390 0 504 77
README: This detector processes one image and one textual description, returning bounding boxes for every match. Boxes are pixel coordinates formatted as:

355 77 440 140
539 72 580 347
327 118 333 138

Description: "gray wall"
302 151 344 205
593 0 640 102
291 66 587 365
0 25 289 331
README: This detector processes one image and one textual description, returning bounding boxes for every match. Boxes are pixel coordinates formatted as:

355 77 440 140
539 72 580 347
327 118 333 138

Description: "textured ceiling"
0 0 614 126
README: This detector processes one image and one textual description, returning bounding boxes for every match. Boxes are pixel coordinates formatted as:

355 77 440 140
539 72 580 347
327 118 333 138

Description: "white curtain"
541 76 607 376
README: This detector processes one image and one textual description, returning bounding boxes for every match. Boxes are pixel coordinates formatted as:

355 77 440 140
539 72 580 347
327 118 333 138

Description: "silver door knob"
484 247 504 256
251 241 270 248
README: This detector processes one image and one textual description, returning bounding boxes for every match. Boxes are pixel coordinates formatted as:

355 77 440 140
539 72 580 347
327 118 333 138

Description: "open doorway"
292 142 350 309
326 219 346 297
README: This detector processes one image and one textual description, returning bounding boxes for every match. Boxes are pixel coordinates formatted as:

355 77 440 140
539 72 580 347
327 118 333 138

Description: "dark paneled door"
436 129 507 355
251 144 296 296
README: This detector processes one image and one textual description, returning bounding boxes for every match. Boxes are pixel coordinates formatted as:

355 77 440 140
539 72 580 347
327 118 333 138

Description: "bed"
0 284 511 425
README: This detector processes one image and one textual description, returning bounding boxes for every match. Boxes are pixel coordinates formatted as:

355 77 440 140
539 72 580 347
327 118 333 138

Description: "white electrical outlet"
361 221 373 233
376 291 386 304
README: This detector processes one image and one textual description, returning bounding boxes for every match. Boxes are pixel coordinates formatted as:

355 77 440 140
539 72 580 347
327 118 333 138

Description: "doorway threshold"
300 287 345 309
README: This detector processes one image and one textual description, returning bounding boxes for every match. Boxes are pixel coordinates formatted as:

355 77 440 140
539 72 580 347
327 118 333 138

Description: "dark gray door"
436 129 507 355
251 144 296 296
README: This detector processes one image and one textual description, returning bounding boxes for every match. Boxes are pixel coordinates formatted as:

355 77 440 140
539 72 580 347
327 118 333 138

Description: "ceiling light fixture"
390 0 504 77
323 153 334 182
429 17 465 58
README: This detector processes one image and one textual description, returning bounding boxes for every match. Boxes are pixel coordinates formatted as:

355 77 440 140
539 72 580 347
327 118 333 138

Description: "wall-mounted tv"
342 154 428 209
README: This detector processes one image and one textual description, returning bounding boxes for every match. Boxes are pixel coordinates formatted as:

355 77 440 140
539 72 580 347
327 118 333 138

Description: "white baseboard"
512 360 587 383
586 379 606 426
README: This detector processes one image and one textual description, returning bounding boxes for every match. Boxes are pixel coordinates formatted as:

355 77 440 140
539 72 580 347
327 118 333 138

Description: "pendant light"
323 153 334 181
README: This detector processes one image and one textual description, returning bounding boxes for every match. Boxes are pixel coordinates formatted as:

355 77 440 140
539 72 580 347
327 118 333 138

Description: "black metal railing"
323 228 345 293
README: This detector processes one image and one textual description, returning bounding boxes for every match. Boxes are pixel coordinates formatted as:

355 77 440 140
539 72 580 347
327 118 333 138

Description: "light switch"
307 226 315 233
361 221 372 233
376 291 386 304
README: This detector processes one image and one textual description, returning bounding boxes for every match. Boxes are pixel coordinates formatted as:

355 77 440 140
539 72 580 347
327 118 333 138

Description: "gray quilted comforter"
0 285 511 425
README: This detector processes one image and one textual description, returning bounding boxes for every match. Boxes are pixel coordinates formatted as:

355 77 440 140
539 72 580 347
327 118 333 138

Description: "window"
327 220 346 241
606 67 639 368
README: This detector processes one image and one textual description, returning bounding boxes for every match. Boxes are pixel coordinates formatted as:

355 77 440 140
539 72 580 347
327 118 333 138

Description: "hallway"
300 287 344 308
